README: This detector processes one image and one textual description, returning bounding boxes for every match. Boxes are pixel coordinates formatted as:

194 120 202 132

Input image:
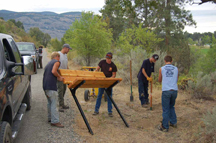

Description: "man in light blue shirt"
158 55 178 132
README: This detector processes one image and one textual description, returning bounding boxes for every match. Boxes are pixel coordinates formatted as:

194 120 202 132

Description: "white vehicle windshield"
17 44 35 51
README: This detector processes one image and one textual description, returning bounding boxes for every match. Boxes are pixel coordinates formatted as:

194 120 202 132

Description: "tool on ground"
150 80 153 110
130 60 134 102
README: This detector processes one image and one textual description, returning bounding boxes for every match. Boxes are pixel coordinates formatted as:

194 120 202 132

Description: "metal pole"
69 81 94 135
130 60 133 101
106 81 129 127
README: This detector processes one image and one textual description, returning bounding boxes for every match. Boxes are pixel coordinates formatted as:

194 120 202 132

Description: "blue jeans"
162 90 178 129
138 79 149 105
95 88 113 113
44 90 59 123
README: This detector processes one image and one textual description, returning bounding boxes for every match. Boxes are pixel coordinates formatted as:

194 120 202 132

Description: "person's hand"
58 76 64 82
147 77 153 82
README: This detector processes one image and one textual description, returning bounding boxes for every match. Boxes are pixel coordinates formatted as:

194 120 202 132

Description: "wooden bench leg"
105 81 129 128
69 80 94 135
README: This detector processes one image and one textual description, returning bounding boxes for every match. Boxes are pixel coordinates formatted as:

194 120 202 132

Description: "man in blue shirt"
158 55 178 132
137 54 159 108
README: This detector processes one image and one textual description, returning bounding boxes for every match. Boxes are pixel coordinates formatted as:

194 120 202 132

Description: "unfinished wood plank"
59 69 122 89
59 69 105 78
67 78 122 88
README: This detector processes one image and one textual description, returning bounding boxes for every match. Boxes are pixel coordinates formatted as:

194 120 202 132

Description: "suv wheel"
22 83 32 110
0 121 12 143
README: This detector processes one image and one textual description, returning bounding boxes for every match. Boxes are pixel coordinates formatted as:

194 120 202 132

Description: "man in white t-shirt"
57 44 72 112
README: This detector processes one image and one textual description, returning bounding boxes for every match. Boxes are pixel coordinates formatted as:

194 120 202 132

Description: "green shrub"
201 107 216 142
188 72 216 100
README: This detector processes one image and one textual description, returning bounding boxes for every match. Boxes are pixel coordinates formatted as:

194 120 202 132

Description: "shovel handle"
150 81 153 110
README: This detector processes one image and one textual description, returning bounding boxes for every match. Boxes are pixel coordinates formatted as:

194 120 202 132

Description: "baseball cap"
152 54 159 60
63 44 72 50
106 52 113 59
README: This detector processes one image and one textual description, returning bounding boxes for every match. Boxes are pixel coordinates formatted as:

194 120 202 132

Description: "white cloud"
0 0 105 14
185 2 216 11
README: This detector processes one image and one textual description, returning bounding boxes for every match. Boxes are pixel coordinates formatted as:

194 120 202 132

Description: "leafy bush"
178 75 194 90
187 72 216 100
201 107 216 142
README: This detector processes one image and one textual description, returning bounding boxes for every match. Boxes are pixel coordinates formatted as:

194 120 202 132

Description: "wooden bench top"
59 69 122 89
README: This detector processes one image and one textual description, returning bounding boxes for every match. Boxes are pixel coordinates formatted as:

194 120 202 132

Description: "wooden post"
150 80 153 110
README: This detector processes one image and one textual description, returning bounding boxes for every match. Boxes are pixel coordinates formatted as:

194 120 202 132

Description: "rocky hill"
0 10 81 39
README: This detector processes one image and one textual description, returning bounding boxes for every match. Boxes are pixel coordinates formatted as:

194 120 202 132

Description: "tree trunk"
144 0 148 28
165 0 171 52
87 53 91 66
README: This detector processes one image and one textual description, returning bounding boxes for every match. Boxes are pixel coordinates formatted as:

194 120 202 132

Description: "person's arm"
158 68 162 82
111 72 116 78
142 68 149 79
52 62 64 81
95 66 101 72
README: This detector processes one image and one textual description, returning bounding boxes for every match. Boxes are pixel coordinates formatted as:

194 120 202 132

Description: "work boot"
92 111 99 115
62 105 69 109
142 104 148 108
170 123 177 128
51 122 64 128
59 108 64 112
108 112 113 117
157 124 168 132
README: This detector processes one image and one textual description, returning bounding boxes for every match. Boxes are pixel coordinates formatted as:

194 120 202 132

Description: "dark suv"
16 42 39 74
0 33 34 142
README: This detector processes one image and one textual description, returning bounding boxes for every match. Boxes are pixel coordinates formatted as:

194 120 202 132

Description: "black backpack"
39 48 42 54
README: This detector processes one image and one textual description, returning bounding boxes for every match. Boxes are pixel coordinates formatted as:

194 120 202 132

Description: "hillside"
0 10 81 39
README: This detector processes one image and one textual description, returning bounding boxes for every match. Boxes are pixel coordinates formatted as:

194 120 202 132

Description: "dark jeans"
162 90 178 129
39 56 43 68
95 88 113 113
138 79 149 105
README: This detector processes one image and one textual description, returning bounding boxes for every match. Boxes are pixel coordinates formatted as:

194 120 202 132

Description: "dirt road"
14 50 83 143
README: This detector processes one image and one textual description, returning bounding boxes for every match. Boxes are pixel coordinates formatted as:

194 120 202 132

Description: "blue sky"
0 0 216 33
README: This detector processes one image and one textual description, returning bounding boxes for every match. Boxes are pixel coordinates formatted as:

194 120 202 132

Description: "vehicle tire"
0 121 12 143
22 83 31 110
104 91 108 102
84 90 90 101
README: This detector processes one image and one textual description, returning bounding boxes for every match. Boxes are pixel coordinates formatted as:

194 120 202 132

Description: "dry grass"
65 59 216 143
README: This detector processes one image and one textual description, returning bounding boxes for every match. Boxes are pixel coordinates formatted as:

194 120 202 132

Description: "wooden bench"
58 69 128 135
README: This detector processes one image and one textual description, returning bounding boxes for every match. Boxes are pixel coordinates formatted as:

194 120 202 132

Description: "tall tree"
64 12 113 66
150 0 196 50
29 27 51 47
42 33 51 48
100 0 137 41
8 19 24 30
117 24 163 55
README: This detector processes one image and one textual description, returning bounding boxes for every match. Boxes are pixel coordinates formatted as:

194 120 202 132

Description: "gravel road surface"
14 50 83 143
